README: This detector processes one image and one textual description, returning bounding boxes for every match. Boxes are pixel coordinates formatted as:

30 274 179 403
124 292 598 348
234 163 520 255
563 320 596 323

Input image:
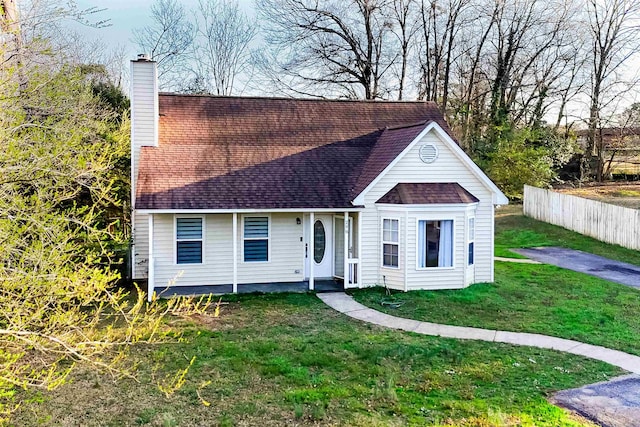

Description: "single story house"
130 55 508 300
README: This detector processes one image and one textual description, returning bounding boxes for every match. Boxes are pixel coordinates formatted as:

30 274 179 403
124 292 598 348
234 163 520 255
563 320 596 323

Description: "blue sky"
74 0 256 58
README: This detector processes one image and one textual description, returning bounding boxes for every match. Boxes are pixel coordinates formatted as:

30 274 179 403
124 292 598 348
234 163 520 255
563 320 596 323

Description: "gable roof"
350 122 428 200
351 121 510 206
376 183 479 205
136 95 455 210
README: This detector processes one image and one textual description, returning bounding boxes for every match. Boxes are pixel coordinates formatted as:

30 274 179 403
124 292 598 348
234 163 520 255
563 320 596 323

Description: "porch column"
147 214 154 302
309 212 314 291
343 211 349 287
404 211 409 291
357 212 362 288
232 213 238 293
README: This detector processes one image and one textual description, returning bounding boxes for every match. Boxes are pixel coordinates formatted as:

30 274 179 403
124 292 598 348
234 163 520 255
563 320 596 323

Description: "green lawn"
495 205 640 264
352 263 640 355
352 204 640 355
13 294 617 427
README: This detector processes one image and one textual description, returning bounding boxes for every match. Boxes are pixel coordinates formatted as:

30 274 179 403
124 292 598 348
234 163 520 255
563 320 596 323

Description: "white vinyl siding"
149 213 304 289
404 210 466 290
133 212 149 279
153 214 233 287
237 213 303 284
359 128 495 290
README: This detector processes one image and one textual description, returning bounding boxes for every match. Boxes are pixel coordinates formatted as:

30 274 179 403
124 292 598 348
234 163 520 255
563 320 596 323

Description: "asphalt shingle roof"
376 183 479 205
136 94 454 210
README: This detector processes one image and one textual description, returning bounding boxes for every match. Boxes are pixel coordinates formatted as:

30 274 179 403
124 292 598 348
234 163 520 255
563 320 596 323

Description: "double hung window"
417 220 453 268
176 217 203 264
382 218 399 268
468 217 475 266
244 217 269 262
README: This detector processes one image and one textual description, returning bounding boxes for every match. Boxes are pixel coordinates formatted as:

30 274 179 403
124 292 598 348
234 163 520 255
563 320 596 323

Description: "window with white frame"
468 217 475 266
417 220 453 268
382 218 399 268
244 216 269 262
176 217 203 264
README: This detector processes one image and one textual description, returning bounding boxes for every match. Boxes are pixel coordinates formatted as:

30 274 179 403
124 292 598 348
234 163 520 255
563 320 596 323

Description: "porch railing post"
357 211 362 288
309 212 314 291
232 213 238 293
343 211 349 286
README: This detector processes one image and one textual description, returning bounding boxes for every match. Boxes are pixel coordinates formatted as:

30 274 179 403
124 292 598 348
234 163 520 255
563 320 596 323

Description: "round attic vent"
419 144 438 163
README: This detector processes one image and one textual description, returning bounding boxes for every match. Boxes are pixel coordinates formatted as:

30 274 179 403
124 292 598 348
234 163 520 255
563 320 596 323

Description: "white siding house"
355 128 498 290
130 56 508 299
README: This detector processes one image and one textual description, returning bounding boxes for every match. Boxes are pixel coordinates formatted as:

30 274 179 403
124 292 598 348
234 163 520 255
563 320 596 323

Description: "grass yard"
494 204 640 264
352 263 640 355
12 293 619 427
353 204 640 355
555 183 640 209
11 206 638 426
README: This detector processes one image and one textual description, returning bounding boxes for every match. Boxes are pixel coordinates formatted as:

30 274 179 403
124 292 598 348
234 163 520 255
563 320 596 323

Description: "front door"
304 215 333 278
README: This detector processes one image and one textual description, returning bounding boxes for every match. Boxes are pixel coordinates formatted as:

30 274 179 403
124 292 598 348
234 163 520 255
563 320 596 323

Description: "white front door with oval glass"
304 215 334 279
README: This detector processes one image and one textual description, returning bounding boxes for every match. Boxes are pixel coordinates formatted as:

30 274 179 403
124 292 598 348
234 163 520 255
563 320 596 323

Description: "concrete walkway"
512 247 640 288
317 292 640 374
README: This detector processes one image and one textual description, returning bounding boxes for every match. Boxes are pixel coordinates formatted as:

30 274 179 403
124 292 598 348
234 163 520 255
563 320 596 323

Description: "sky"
73 0 256 59
62 0 640 123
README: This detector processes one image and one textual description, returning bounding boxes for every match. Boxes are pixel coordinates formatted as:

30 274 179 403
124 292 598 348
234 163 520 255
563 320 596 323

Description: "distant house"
576 127 640 150
129 56 508 299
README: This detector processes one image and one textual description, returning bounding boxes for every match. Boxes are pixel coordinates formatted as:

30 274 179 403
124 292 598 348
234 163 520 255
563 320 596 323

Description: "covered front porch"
144 210 362 301
154 279 344 297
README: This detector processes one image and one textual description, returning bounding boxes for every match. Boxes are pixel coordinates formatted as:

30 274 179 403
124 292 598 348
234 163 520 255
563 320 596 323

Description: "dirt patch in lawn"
555 182 640 209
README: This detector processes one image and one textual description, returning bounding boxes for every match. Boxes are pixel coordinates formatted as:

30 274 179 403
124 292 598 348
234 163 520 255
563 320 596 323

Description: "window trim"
174 215 205 265
381 217 400 269
468 216 475 266
415 217 456 271
242 214 271 263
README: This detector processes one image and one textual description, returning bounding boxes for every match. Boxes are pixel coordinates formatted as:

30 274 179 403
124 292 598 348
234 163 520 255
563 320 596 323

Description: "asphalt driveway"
512 247 640 288
510 247 640 424
552 375 640 427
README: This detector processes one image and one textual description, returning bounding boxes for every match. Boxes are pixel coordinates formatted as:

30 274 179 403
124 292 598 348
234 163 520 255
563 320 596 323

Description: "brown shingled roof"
376 183 479 204
136 94 453 210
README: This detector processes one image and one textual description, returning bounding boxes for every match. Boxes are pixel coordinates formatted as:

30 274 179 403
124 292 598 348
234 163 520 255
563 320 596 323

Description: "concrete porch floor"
154 279 344 298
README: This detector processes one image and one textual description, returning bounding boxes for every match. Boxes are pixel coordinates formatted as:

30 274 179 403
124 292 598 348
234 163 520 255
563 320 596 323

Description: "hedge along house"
130 56 508 300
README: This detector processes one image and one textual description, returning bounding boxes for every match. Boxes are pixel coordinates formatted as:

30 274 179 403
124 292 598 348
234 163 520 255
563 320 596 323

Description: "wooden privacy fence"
523 185 640 251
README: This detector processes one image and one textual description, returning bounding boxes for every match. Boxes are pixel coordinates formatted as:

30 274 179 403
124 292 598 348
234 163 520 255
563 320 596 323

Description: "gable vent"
419 144 438 164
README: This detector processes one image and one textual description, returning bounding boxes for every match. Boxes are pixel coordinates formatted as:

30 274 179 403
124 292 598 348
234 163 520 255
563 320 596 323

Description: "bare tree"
418 0 470 112
257 0 398 99
582 0 640 181
187 0 256 95
133 0 194 90
389 0 419 100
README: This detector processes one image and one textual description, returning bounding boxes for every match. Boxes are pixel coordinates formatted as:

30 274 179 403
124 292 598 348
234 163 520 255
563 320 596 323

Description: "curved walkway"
318 292 640 374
